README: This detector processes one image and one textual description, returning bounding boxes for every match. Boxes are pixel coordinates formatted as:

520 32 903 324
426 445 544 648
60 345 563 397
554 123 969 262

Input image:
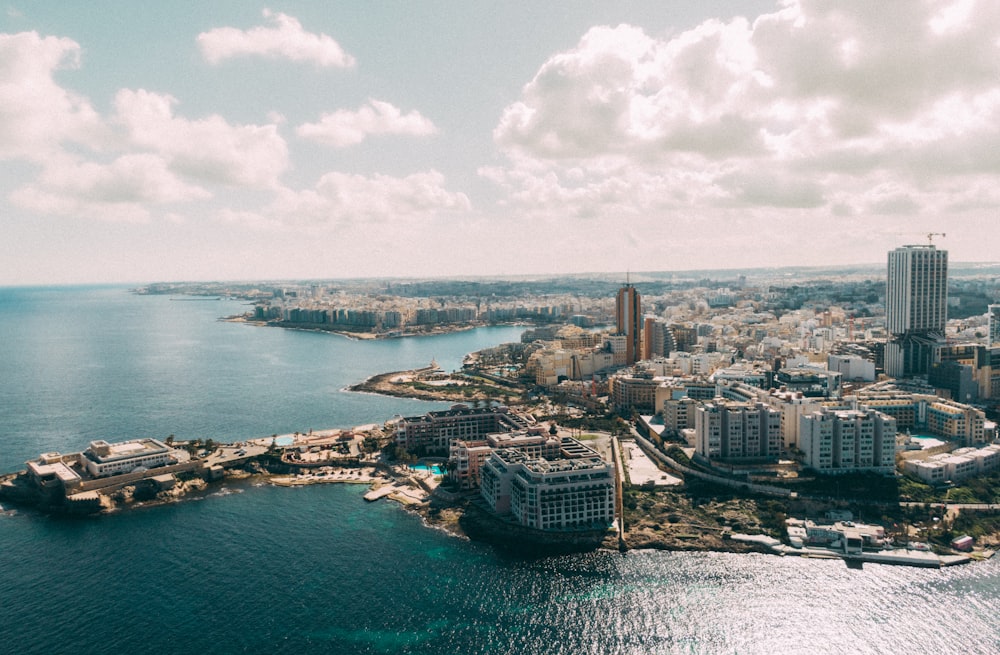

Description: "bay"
1 287 998 655
0 286 523 469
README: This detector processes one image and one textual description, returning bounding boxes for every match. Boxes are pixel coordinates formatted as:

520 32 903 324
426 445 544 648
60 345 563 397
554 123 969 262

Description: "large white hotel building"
479 437 615 532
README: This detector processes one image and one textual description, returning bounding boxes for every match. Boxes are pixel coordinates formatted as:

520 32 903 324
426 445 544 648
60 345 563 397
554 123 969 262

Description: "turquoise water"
909 435 947 449
274 435 295 447
412 464 445 475
1 287 999 654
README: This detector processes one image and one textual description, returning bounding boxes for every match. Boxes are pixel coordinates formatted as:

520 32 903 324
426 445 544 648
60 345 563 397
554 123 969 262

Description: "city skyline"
3 1 1000 286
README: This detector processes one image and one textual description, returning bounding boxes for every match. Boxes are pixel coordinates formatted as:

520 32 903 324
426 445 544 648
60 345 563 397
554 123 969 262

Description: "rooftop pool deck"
410 464 445 475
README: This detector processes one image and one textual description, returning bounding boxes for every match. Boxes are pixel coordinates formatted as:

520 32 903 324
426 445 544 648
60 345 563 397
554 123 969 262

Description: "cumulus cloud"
487 0 1000 233
0 31 103 160
113 89 289 187
197 9 355 67
296 100 437 148
10 153 209 222
223 170 471 229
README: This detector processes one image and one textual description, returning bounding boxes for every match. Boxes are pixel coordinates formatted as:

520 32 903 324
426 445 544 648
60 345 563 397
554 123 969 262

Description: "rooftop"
84 438 170 464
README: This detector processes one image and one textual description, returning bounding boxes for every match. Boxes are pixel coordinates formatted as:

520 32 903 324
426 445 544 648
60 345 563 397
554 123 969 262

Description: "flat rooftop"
85 438 170 463
27 460 82 483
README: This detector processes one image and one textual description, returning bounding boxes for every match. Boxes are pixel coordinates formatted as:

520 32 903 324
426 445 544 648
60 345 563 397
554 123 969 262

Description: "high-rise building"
642 316 676 360
988 304 1000 348
615 284 642 365
885 245 948 377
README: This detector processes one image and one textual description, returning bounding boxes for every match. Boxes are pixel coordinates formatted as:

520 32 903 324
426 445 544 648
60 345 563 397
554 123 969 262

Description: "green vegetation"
948 473 1000 504
895 472 1000 505
789 472 901 501
949 511 1000 541
665 446 691 467
383 444 417 464
897 475 939 503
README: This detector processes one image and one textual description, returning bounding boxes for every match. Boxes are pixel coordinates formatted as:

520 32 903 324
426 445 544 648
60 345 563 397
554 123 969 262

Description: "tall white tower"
885 245 948 377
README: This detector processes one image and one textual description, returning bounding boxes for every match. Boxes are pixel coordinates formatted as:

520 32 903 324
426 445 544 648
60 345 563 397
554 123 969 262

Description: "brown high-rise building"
616 284 642 365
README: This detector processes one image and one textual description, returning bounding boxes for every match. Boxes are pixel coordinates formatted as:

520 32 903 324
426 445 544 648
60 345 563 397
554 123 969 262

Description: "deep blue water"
1 287 999 655
0 286 521 470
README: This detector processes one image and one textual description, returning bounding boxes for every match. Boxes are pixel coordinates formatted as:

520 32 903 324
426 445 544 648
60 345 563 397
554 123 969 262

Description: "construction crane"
895 232 947 247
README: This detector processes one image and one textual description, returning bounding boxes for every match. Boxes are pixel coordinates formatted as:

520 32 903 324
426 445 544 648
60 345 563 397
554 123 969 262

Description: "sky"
2 1 999 285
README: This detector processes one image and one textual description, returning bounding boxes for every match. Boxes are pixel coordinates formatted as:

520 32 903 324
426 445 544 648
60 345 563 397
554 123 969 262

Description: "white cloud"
10 153 209 222
0 31 104 160
487 0 1000 238
197 9 355 67
296 100 437 148
114 89 289 188
223 170 470 229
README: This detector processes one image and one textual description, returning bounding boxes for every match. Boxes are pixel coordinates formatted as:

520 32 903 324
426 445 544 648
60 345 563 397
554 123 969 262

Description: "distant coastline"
223 314 484 340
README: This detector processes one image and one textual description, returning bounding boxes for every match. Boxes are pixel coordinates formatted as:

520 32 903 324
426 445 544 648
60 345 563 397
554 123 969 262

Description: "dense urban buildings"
885 244 949 377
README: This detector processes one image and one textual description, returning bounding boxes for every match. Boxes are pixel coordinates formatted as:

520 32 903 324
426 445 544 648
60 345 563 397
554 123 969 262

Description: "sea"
0 286 998 655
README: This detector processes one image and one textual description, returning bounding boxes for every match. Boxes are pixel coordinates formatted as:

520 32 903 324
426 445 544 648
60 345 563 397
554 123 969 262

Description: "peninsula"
33 259 1000 566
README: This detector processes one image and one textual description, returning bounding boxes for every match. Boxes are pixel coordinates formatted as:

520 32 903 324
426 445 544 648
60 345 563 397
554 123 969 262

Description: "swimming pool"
274 435 295 447
908 435 946 449
411 464 445 475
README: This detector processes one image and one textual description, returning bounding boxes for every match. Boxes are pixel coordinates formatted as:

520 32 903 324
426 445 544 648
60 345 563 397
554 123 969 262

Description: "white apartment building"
662 396 700 433
827 354 876 382
766 389 823 450
694 399 781 462
903 444 1000 484
799 409 897 474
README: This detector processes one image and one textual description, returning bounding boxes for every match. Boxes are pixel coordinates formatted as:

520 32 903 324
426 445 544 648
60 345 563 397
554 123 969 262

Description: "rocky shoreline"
6 460 997 563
